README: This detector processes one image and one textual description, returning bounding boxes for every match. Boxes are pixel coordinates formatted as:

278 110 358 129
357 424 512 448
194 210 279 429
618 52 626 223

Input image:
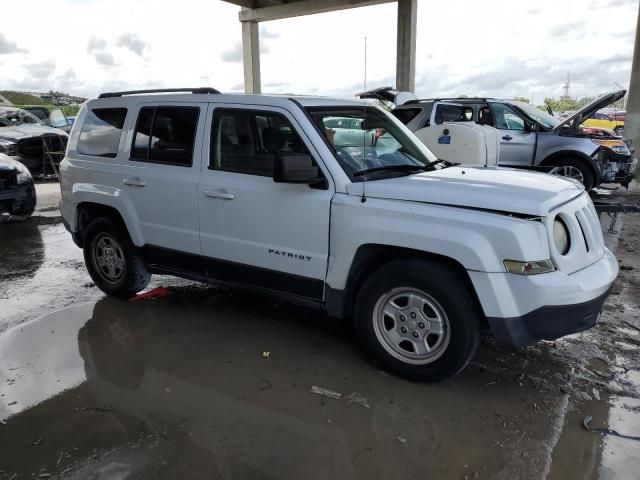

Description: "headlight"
553 218 570 255
16 164 32 184
592 139 631 156
0 139 18 156
504 259 555 275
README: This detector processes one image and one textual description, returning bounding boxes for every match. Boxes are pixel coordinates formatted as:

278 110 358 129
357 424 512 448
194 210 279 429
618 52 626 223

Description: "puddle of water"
0 295 585 479
0 303 94 419
600 396 640 480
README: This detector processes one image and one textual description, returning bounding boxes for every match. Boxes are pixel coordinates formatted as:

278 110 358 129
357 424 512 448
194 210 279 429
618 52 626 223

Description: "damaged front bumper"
469 248 618 347
0 182 36 216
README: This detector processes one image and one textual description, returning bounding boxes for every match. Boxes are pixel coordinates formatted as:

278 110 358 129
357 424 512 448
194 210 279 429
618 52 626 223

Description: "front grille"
17 135 67 159
17 137 44 158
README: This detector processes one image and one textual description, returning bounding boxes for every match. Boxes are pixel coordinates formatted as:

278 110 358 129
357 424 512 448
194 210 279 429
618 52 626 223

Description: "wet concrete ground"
0 183 639 479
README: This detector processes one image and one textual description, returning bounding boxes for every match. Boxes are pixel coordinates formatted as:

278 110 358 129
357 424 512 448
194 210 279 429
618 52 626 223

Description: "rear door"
197 104 333 300
119 102 206 261
488 102 536 166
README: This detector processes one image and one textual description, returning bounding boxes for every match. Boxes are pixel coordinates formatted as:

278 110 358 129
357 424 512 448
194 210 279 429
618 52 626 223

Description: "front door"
489 102 537 166
197 105 333 300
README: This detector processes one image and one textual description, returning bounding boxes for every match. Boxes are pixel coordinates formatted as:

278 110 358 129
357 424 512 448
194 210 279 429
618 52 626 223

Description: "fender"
326 194 550 291
540 149 600 177
71 183 145 246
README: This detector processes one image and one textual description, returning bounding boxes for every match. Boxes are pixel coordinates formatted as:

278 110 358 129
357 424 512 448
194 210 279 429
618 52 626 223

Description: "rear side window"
131 106 199 166
77 108 127 158
211 109 309 176
391 108 422 125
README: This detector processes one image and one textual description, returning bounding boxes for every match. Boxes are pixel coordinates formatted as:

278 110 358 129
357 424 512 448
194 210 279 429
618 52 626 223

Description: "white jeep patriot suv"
59 87 618 382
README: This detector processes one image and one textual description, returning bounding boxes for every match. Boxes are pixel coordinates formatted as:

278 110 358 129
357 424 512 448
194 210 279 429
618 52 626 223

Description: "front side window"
307 106 436 179
131 106 199 166
490 103 526 131
211 109 310 176
77 108 127 158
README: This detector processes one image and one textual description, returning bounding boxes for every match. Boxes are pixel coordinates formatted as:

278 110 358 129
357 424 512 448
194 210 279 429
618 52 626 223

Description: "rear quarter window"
76 108 128 158
391 108 422 125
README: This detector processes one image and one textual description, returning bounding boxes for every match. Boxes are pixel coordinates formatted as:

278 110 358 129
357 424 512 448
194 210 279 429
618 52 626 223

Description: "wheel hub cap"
92 234 125 284
373 288 451 365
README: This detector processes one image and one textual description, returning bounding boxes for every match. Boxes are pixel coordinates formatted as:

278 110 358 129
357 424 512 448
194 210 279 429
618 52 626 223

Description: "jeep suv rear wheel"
354 259 480 382
83 217 150 299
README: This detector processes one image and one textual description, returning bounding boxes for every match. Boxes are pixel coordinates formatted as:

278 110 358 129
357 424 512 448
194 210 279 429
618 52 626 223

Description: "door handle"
204 189 234 200
502 135 513 141
122 177 146 187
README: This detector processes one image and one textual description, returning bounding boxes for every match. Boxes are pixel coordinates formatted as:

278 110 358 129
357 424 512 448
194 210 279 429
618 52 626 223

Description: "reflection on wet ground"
0 293 584 479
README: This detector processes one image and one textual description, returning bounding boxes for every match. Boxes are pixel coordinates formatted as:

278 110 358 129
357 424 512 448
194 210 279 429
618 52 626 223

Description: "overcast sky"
0 0 637 103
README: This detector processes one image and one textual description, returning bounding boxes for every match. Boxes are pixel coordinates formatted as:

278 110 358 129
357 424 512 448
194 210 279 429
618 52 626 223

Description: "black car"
0 106 68 174
0 153 36 220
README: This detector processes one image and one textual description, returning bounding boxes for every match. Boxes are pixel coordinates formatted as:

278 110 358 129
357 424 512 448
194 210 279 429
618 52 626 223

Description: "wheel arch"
75 202 137 248
540 150 599 182
326 244 486 324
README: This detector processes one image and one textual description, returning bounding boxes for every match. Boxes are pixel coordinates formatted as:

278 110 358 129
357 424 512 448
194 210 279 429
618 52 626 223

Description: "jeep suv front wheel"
83 217 150 299
354 259 480 382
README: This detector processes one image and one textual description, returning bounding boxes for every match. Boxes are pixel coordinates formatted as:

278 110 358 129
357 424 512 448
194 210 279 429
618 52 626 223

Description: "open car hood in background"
553 90 626 131
356 87 417 107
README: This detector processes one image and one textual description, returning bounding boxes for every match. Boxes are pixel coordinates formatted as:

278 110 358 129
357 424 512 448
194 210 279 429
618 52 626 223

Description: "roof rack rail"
98 87 221 99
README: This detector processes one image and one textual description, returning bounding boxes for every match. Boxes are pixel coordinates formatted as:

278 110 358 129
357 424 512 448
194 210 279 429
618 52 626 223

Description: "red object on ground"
129 286 171 302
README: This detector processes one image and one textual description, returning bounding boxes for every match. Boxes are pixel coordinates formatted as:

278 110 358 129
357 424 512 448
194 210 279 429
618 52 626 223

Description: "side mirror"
273 153 320 184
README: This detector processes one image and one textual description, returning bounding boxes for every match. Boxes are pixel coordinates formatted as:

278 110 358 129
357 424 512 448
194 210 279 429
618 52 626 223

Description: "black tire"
613 126 624 136
83 217 150 299
549 157 594 191
354 259 480 382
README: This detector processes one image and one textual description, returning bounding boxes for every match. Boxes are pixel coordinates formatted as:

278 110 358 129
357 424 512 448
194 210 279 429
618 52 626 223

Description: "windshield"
0 109 42 127
510 101 560 129
306 106 437 179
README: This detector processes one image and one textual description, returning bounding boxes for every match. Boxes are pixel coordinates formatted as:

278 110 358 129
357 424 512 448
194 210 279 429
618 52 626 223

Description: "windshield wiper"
352 164 429 177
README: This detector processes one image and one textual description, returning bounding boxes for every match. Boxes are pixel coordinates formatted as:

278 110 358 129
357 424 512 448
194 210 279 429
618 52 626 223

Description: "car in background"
0 106 69 175
66 116 76 127
359 88 635 190
583 110 624 135
0 153 36 221
22 106 72 133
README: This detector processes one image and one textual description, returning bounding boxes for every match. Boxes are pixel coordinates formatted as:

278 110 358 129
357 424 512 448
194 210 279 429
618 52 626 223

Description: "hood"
554 90 626 131
356 86 417 107
0 123 68 141
346 166 584 216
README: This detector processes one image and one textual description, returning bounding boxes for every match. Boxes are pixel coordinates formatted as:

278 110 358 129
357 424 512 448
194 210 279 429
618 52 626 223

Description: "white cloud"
116 33 148 57
93 51 115 67
86 36 106 53
0 0 635 101
0 33 27 55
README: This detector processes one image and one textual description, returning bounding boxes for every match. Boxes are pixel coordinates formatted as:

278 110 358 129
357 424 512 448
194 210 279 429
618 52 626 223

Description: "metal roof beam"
238 0 394 22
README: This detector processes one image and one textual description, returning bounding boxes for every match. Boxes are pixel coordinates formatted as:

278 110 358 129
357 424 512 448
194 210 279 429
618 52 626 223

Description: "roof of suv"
91 88 366 109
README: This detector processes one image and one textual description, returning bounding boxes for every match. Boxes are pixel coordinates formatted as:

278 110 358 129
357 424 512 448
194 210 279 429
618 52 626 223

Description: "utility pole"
561 72 571 99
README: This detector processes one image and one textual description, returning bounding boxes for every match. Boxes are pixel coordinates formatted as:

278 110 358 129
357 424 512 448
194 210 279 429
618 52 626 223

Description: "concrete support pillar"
242 20 261 94
395 0 417 92
625 7 640 150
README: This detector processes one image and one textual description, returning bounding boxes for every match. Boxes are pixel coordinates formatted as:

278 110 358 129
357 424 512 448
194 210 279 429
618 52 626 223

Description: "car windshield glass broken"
306 106 436 179
0 109 42 127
